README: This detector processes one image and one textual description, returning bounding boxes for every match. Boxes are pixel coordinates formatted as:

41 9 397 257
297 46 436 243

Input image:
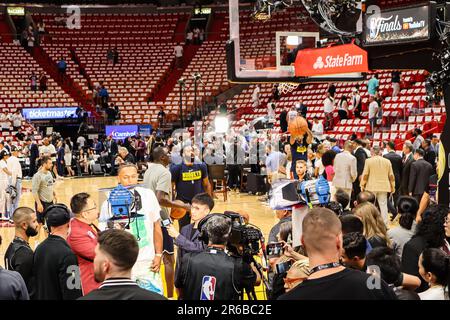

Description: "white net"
278 82 299 94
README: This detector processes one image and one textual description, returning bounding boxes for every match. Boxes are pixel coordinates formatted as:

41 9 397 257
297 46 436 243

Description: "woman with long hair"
321 149 336 182
78 148 88 174
402 204 448 292
337 95 349 120
64 138 75 176
354 202 391 248
388 196 419 257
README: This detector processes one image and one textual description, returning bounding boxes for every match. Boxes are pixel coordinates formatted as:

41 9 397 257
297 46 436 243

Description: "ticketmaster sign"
22 107 78 120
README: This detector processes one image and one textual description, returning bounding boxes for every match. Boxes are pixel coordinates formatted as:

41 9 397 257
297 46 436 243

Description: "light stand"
178 78 185 128
192 72 206 139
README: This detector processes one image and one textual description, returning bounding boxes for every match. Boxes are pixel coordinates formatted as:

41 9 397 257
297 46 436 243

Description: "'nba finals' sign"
363 5 431 46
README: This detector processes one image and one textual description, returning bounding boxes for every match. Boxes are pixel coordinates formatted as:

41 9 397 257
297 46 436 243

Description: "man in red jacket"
67 192 100 295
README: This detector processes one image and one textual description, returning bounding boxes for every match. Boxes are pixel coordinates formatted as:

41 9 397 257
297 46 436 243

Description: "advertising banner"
294 44 369 77
138 124 153 136
363 5 431 46
106 125 138 140
22 107 78 120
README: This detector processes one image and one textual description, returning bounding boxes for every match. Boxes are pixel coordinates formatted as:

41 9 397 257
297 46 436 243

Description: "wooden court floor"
0 176 278 269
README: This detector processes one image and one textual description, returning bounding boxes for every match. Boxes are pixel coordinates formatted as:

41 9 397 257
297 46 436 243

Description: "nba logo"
200 276 216 300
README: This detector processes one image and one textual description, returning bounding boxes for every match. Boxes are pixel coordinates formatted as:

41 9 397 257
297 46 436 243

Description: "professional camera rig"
269 175 331 210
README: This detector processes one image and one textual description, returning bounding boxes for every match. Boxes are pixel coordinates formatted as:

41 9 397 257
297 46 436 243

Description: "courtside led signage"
294 44 369 77
106 125 138 140
22 107 78 120
7 7 25 16
363 5 431 46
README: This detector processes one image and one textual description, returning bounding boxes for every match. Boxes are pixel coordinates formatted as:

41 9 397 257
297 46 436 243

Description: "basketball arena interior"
0 0 449 306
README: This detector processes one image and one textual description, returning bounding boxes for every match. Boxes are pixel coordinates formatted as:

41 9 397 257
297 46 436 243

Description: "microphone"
160 209 170 221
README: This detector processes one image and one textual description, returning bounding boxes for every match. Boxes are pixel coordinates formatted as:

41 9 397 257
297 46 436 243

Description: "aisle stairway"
150 44 201 102
31 47 99 118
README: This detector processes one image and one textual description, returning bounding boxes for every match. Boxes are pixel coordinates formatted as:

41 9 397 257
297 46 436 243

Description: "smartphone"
275 261 292 274
266 242 284 257
161 218 172 227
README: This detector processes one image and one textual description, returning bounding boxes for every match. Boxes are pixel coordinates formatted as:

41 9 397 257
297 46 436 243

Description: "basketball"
288 116 308 136
170 201 188 220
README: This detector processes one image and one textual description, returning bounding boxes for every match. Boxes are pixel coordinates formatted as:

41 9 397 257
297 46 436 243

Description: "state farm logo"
313 57 324 69
312 54 363 70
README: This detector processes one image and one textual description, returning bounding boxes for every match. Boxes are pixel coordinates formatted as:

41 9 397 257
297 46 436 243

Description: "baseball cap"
45 205 73 227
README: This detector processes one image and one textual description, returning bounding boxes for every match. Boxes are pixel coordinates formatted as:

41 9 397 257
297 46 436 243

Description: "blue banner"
138 124 152 136
22 107 78 120
106 125 138 140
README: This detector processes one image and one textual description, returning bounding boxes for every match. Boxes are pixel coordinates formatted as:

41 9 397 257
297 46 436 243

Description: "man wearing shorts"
144 146 191 299
32 156 56 224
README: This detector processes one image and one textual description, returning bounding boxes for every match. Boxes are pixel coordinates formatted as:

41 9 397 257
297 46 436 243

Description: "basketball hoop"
278 82 299 94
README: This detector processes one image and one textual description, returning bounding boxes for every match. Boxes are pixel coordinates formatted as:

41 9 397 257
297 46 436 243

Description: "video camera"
223 211 264 258
106 184 143 232
269 175 331 210
197 211 264 259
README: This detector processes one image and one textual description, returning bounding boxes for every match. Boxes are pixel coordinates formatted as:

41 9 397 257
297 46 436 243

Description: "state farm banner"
294 44 369 77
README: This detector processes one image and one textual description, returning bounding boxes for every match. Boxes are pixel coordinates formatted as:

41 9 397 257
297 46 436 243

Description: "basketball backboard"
226 0 365 84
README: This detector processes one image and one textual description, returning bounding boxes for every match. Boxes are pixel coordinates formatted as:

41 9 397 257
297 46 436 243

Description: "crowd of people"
19 21 46 54
0 109 448 301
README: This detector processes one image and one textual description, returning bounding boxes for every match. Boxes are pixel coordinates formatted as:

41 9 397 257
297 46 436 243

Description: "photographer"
175 214 258 300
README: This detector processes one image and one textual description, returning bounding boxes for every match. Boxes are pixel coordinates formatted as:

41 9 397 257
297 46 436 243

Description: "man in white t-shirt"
323 93 334 130
311 116 324 141
7 146 22 214
186 30 193 45
252 85 261 108
77 135 86 149
174 43 184 69
368 95 379 135
39 137 61 179
267 102 276 121
99 164 163 295
38 138 56 159
12 111 23 131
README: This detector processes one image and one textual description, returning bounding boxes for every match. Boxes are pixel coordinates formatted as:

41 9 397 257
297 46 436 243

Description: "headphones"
42 203 72 232
197 213 232 244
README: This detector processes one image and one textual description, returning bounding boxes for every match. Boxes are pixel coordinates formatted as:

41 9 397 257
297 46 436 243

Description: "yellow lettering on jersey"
296 146 307 153
182 171 202 181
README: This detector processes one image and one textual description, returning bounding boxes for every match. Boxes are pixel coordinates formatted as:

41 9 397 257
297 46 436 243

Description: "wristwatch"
155 253 163 258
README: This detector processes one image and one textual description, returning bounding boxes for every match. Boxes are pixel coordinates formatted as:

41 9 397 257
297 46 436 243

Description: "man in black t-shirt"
278 207 397 300
116 147 135 165
290 136 309 179
4 207 40 295
80 229 166 301
170 145 212 229
279 107 288 133
33 205 83 300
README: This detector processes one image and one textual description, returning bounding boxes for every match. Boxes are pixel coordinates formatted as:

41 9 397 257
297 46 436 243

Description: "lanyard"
309 262 341 275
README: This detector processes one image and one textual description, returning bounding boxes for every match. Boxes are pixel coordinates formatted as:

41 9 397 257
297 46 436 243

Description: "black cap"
45 205 72 227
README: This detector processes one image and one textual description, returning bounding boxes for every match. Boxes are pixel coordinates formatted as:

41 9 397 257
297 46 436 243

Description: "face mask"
25 225 38 237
